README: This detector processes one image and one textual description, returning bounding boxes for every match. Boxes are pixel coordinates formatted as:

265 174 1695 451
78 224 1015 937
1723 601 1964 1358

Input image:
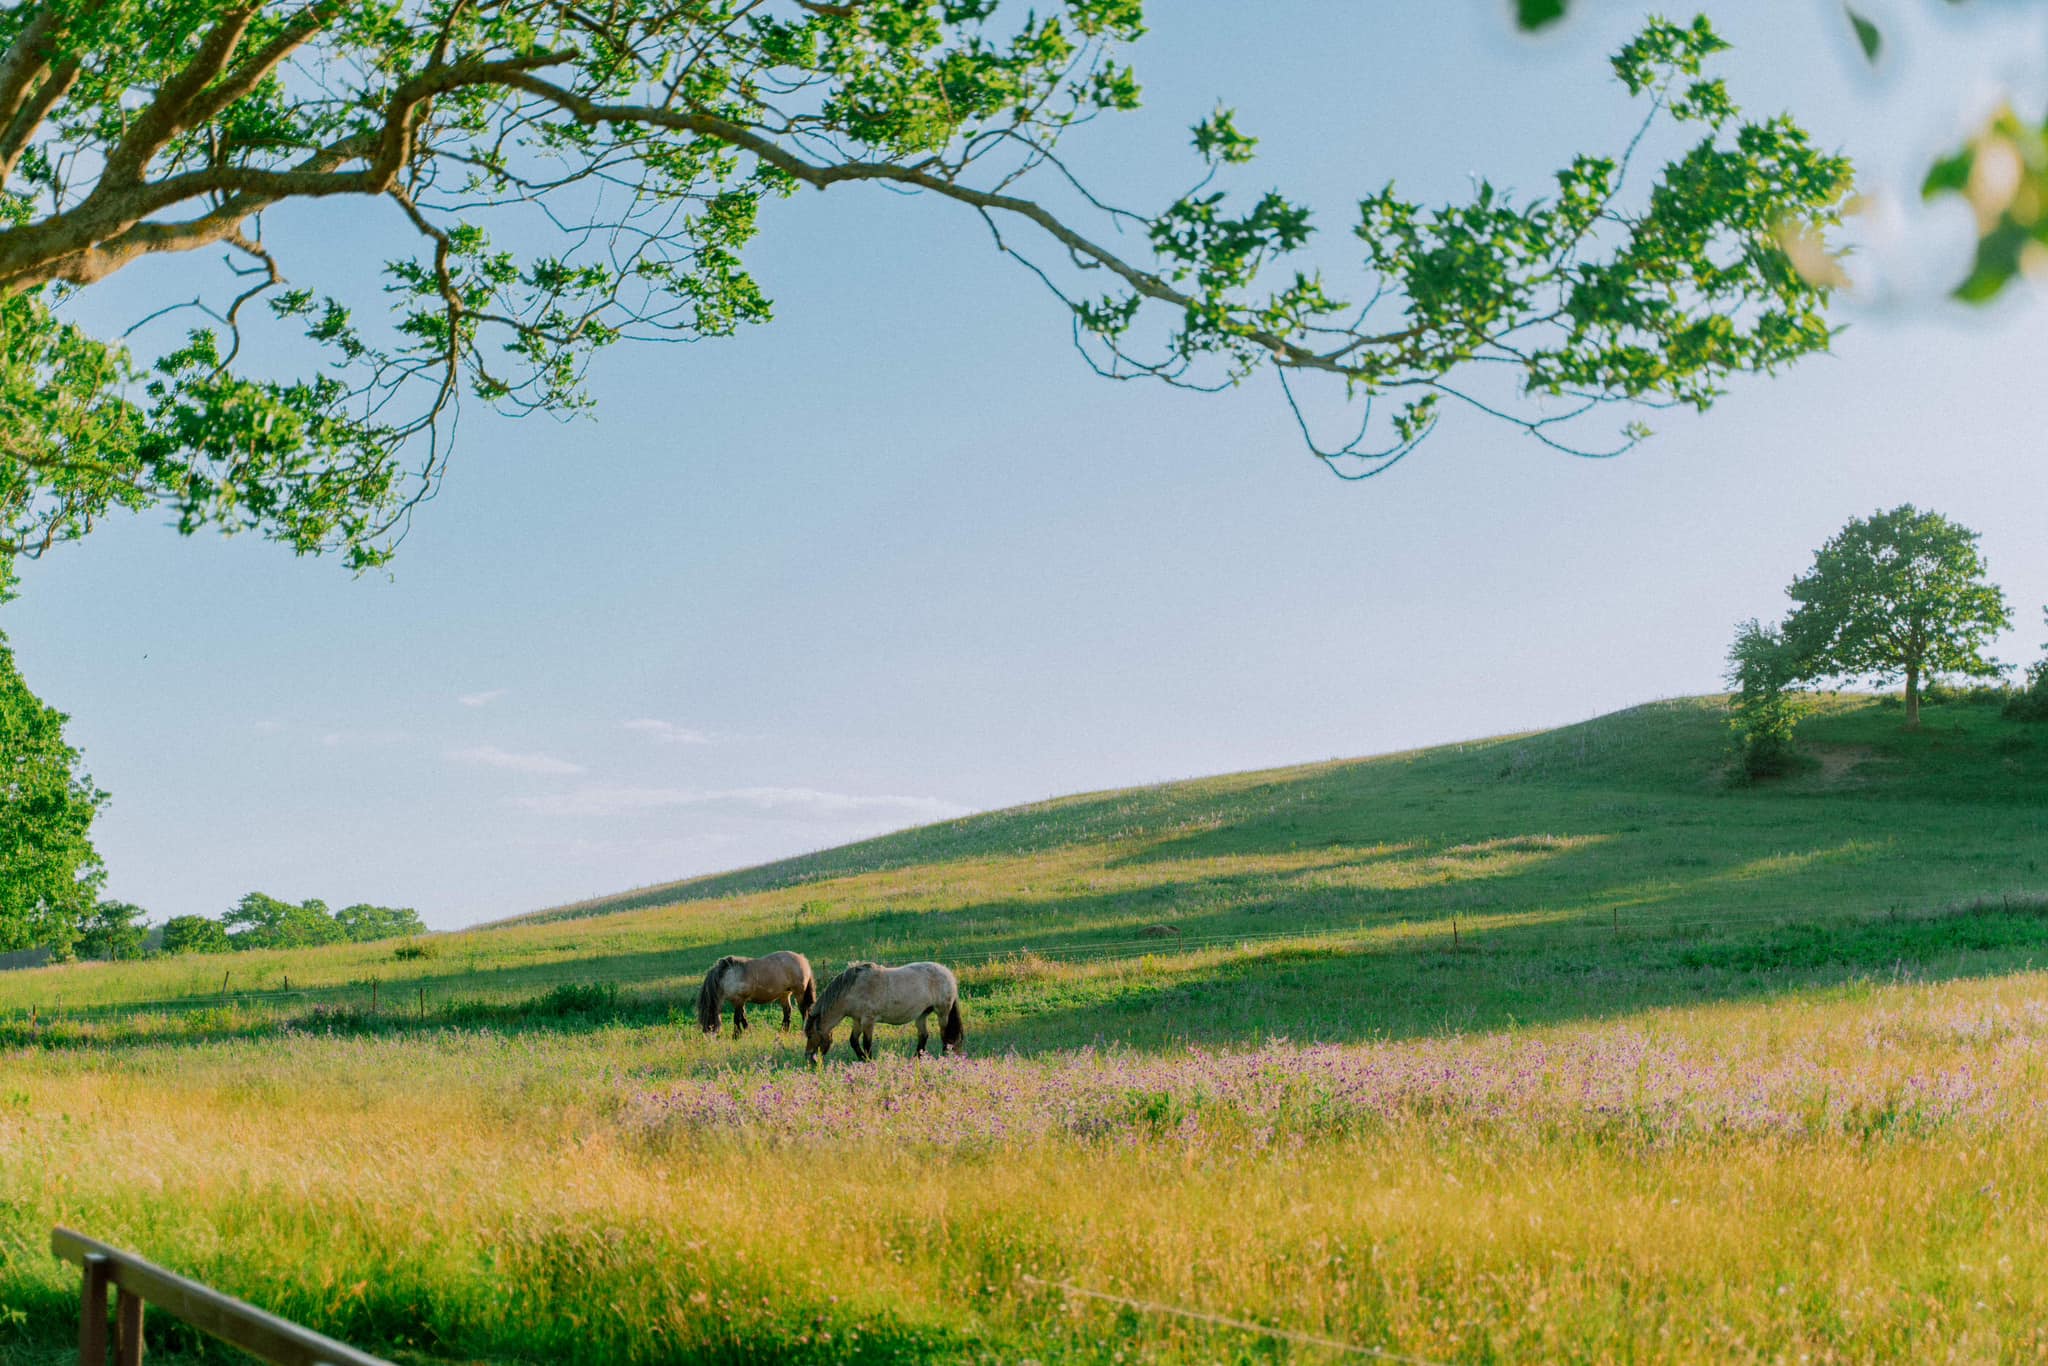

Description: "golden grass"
8 971 2048 1362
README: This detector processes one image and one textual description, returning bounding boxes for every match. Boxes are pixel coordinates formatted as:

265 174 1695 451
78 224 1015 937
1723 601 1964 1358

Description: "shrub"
2006 611 2048 721
2006 670 2048 722
1920 679 2012 708
391 939 439 962
536 982 619 1016
1726 619 1806 779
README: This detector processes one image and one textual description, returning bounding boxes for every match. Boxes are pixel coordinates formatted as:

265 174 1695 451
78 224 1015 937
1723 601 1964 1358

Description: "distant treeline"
77 894 425 961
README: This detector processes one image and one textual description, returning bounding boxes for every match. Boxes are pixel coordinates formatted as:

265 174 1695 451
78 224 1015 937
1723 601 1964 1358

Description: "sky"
13 2 2048 928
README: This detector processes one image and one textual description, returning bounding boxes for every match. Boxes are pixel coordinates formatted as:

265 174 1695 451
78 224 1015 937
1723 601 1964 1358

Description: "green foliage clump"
2004 609 2048 723
1778 506 2011 729
334 903 426 944
1918 680 2012 708
158 896 426 955
158 914 229 956
76 900 147 961
0 633 105 955
224 893 348 951
1725 619 1805 779
536 982 621 1017
222 894 423 950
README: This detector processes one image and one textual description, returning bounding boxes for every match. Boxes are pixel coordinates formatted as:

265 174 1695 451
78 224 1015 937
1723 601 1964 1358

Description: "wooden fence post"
54 1226 397 1366
79 1252 110 1365
115 1286 143 1366
370 981 378 1015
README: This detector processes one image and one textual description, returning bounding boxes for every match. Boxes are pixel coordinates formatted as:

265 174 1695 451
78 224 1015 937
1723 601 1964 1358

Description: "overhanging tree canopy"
1525 0 2048 302
0 3 1850 572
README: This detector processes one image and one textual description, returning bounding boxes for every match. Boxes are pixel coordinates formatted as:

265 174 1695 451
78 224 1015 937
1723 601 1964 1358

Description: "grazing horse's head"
802 1007 833 1062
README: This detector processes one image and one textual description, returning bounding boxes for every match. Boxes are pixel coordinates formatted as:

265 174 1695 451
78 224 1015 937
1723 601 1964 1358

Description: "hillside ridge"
488 691 2042 932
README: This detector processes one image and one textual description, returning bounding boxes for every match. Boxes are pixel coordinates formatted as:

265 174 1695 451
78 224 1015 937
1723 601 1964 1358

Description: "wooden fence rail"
50 1227 391 1366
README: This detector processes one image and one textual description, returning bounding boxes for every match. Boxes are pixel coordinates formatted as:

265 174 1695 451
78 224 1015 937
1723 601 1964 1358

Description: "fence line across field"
12 890 2044 1022
1019 1275 1447 1364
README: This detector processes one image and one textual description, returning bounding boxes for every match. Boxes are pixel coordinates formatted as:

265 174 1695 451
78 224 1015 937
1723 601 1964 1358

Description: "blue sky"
15 2 2048 928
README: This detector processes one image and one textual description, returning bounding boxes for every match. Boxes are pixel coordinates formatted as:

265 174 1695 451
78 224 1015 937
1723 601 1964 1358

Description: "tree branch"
101 4 264 185
496 72 1414 378
0 50 577 293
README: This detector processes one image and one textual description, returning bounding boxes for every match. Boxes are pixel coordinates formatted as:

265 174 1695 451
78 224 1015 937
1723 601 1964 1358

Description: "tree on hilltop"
1783 506 2010 728
334 902 426 943
160 913 230 955
222 891 347 950
77 899 149 960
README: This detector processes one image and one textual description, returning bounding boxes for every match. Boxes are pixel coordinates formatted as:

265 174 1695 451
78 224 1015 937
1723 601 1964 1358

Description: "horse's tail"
941 998 964 1053
696 956 738 1033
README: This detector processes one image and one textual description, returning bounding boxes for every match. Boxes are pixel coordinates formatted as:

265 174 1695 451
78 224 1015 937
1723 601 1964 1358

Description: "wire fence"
7 889 2046 1025
1019 1275 1446 1364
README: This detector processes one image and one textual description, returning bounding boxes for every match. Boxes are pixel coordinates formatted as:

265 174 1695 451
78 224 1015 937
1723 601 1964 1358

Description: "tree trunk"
1905 659 1920 729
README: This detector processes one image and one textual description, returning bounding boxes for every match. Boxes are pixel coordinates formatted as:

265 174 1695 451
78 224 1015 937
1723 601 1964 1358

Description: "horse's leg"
780 993 793 1031
863 1022 877 1061
732 1001 748 1038
914 1008 930 1056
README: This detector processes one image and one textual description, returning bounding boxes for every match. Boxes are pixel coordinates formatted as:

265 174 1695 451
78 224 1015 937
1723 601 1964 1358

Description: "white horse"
804 961 963 1061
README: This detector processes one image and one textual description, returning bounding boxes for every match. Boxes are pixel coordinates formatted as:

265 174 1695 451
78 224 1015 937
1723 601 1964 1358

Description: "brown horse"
804 961 963 1061
694 951 816 1037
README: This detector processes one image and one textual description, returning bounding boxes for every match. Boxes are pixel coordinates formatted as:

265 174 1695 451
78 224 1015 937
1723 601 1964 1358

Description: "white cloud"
459 689 509 708
446 744 585 775
252 720 284 736
722 787 968 821
562 832 740 862
622 718 717 745
510 783 966 823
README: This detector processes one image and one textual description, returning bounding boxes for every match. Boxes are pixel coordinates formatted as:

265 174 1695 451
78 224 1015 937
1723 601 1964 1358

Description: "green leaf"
1920 147 1974 199
1846 6 1882 63
1515 0 1568 31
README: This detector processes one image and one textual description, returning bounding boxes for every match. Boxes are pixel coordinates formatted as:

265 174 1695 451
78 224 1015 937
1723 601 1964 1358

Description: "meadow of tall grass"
6 974 2048 1362
3 695 2046 1361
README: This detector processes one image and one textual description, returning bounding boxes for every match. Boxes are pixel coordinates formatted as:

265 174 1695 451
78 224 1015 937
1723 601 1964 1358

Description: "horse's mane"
813 961 878 1018
695 954 744 1031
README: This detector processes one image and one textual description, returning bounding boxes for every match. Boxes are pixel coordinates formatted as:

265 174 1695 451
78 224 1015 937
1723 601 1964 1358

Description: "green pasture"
3 692 2047 1363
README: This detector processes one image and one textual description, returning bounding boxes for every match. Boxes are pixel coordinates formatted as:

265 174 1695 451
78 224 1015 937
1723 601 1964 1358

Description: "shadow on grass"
962 895 2048 1053
15 743 2048 1059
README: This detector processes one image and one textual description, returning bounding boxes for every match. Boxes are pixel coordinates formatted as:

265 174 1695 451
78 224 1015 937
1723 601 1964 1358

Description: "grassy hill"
6 692 2043 1047
4 692 2048 1363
